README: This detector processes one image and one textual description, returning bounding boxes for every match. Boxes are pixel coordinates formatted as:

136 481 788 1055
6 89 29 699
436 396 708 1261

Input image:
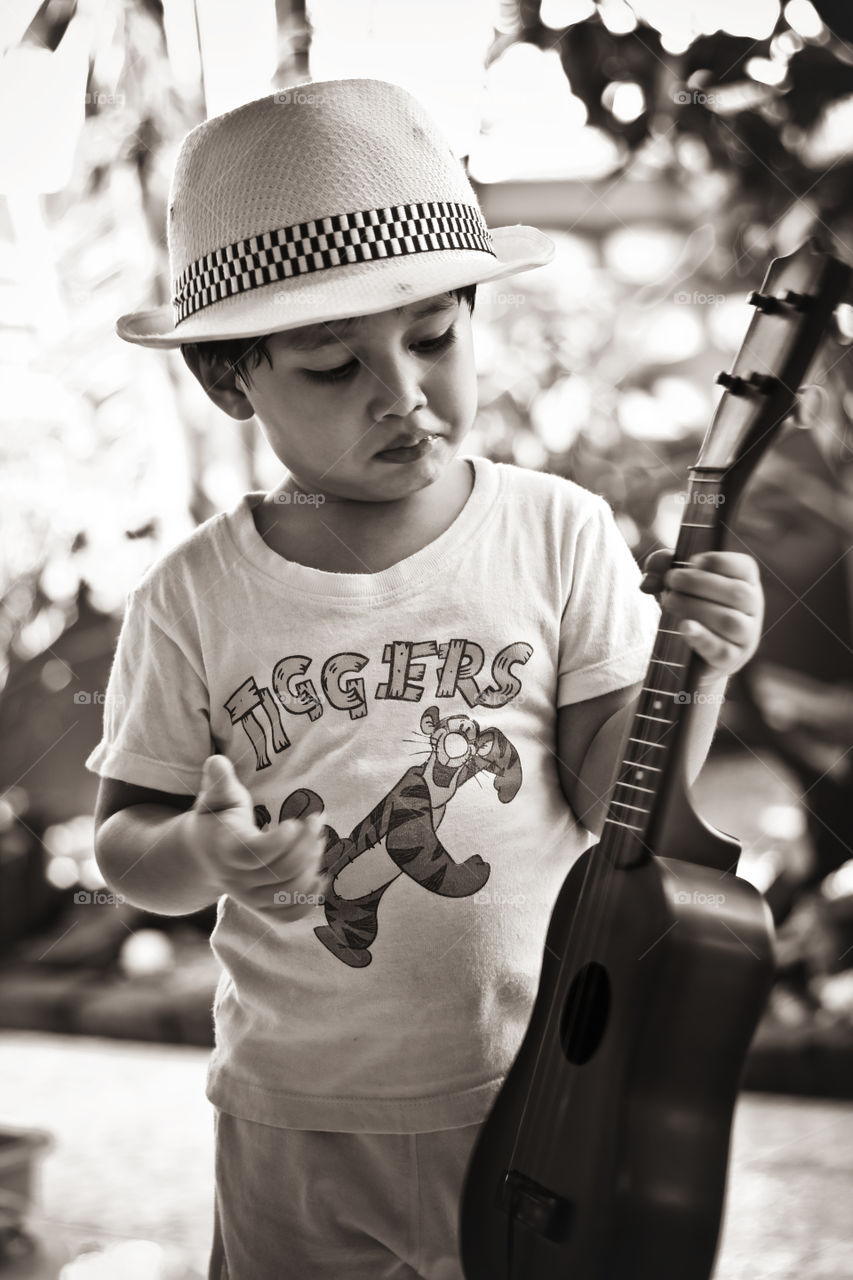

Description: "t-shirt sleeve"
557 496 661 707
84 587 212 794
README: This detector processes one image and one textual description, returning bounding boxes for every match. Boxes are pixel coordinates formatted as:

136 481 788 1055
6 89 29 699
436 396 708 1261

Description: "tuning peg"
783 290 813 311
747 291 781 314
715 372 748 394
747 373 778 395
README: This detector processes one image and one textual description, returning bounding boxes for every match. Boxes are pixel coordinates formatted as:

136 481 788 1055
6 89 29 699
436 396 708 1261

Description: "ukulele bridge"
500 1168 573 1242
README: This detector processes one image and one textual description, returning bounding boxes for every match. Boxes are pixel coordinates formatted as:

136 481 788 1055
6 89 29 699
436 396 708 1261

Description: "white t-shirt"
86 455 660 1132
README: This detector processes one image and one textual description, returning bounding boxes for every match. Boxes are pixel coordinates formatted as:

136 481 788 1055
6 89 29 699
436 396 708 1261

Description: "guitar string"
526 561 705 1150
501 477 717 1245
492 586 685 1184
503 589 706 1279
508 615 689 1202
506 601 694 1247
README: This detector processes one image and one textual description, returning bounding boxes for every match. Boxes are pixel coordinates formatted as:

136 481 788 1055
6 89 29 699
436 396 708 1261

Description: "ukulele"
459 239 851 1280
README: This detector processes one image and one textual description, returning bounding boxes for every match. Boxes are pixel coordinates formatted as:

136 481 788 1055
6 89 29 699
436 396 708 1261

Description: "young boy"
87 80 764 1280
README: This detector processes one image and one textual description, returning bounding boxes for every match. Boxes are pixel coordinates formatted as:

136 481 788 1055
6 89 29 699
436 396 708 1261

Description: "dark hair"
182 282 477 389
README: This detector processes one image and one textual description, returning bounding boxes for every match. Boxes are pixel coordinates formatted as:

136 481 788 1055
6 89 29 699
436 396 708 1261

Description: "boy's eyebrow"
276 292 459 352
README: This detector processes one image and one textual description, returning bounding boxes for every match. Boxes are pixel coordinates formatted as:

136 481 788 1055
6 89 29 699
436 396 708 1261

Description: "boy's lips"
377 432 439 453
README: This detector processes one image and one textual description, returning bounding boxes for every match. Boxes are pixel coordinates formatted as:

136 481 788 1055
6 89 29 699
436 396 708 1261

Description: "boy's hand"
183 755 327 918
640 549 764 681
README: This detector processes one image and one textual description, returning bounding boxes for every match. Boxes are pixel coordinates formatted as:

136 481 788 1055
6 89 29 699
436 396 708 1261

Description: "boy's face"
214 291 477 503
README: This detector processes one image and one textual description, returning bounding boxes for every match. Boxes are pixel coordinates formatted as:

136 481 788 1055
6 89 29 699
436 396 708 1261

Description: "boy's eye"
301 326 457 384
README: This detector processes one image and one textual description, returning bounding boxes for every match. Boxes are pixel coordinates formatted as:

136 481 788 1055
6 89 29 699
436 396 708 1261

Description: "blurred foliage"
511 0 853 268
468 230 730 568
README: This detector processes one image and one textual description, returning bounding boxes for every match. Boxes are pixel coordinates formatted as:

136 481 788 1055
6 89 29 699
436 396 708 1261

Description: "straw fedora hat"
116 78 555 349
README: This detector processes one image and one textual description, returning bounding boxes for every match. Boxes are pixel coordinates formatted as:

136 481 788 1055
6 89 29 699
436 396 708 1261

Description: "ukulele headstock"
695 239 851 496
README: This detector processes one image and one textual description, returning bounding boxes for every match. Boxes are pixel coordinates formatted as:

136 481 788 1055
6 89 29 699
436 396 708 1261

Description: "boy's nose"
366 357 428 420
372 386 428 420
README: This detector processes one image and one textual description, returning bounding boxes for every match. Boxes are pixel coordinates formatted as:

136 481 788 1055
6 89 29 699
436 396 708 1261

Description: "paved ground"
0 1034 213 1278
0 1033 851 1279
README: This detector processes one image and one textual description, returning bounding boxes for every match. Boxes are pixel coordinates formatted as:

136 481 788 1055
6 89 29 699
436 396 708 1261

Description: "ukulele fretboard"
600 470 728 865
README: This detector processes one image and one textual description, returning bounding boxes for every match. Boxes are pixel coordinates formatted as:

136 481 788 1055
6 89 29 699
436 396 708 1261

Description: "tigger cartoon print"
254 706 522 968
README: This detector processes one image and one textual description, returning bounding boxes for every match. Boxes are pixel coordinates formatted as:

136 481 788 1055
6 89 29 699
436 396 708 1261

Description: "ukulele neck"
599 467 729 871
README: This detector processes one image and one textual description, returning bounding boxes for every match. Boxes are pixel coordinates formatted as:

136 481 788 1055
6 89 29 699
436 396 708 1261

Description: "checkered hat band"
171 201 495 324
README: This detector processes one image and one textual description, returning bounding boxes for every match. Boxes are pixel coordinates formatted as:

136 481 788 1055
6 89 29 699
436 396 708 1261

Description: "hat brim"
115 225 555 349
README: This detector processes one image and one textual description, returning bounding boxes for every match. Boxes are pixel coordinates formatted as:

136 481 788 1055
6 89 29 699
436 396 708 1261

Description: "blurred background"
1 0 853 1275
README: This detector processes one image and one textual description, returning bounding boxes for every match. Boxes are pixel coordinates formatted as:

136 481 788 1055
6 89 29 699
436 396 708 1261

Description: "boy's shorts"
208 1107 483 1280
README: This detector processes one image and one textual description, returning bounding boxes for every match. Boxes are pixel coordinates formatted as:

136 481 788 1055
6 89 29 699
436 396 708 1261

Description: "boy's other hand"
640 549 764 681
184 754 327 918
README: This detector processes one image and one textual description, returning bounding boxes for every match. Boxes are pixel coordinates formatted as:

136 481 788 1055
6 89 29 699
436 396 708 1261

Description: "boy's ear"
180 346 255 421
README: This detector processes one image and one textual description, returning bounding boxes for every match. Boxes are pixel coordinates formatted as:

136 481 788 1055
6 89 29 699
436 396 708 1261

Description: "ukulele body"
460 242 850 1280
459 832 775 1280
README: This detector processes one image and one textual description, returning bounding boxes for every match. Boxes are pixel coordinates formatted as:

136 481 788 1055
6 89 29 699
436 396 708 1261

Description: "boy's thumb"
639 548 673 594
197 755 251 813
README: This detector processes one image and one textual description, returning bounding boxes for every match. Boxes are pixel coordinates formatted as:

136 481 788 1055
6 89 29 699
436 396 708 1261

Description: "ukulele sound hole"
560 962 610 1064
